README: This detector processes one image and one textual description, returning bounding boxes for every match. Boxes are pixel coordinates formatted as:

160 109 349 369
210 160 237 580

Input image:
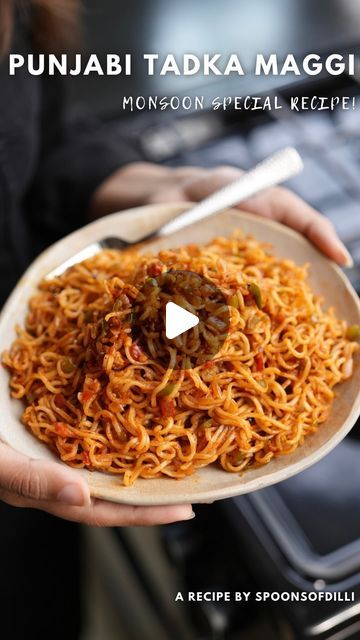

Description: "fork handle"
158 147 303 237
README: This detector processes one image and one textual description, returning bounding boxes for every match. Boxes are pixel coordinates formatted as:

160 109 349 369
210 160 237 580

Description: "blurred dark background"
68 0 360 113
64 2 360 639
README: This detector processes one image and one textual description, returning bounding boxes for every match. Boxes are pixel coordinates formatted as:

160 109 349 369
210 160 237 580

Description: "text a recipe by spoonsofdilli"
174 590 357 604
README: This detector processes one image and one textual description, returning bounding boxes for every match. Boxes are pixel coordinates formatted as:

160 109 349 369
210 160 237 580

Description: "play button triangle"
165 301 199 340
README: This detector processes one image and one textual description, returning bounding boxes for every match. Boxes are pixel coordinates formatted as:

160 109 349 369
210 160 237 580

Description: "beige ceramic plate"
0 204 359 505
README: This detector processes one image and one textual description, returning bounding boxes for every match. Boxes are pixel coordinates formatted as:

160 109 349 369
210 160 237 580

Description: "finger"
51 500 195 526
4 489 195 526
184 167 241 202
301 212 353 267
241 188 353 267
185 166 352 267
0 442 90 507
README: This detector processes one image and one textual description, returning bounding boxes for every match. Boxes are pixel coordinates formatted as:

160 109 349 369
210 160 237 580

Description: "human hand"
0 441 194 526
178 166 353 267
89 162 352 267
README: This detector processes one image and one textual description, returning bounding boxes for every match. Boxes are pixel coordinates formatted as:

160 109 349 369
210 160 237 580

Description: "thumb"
184 167 242 202
0 442 90 507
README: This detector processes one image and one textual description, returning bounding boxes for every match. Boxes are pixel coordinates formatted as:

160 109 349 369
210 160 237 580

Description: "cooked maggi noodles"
3 233 358 485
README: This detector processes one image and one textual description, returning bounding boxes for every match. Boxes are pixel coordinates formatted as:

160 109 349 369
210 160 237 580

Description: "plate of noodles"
0 203 359 505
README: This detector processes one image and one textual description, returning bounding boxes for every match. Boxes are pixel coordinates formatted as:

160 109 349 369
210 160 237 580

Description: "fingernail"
343 252 354 268
184 510 196 520
57 483 86 507
339 246 354 268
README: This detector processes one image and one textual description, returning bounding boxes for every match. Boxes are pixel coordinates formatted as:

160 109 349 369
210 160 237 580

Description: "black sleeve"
27 74 142 241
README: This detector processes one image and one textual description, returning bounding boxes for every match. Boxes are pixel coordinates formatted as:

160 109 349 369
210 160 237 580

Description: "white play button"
165 301 199 340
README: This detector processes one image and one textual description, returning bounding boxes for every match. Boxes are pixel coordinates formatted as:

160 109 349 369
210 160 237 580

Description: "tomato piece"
158 396 176 418
82 389 95 403
254 352 264 372
80 377 100 404
203 361 215 370
54 422 72 437
147 262 162 277
275 312 285 323
54 393 66 408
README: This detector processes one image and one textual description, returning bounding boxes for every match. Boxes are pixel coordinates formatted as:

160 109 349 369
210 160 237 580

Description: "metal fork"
45 147 303 280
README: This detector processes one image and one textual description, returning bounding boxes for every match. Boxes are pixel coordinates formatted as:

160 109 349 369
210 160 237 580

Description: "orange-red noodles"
3 233 358 486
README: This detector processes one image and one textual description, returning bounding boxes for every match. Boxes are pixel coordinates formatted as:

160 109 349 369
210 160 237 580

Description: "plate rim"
1 203 360 505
